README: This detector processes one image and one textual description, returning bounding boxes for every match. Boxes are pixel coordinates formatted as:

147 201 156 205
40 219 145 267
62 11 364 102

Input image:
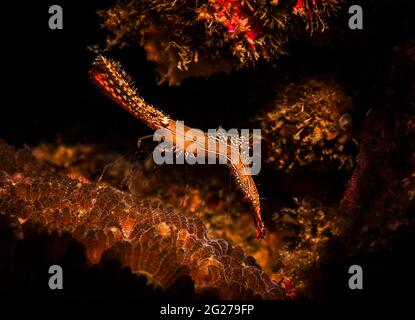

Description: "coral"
0 212 197 300
30 142 281 286
0 139 284 300
97 0 341 84
258 77 356 172
270 197 343 298
29 141 286 283
32 143 133 187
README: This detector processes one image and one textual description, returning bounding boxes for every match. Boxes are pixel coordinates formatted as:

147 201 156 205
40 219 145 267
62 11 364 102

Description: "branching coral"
0 139 284 299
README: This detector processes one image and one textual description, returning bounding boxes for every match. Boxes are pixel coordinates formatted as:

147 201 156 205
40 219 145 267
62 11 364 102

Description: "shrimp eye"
338 113 352 131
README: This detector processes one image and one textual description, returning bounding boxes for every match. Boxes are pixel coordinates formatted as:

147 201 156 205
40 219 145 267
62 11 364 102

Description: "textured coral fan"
0 139 284 300
0 211 197 300
258 77 355 172
30 142 286 282
98 0 341 84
